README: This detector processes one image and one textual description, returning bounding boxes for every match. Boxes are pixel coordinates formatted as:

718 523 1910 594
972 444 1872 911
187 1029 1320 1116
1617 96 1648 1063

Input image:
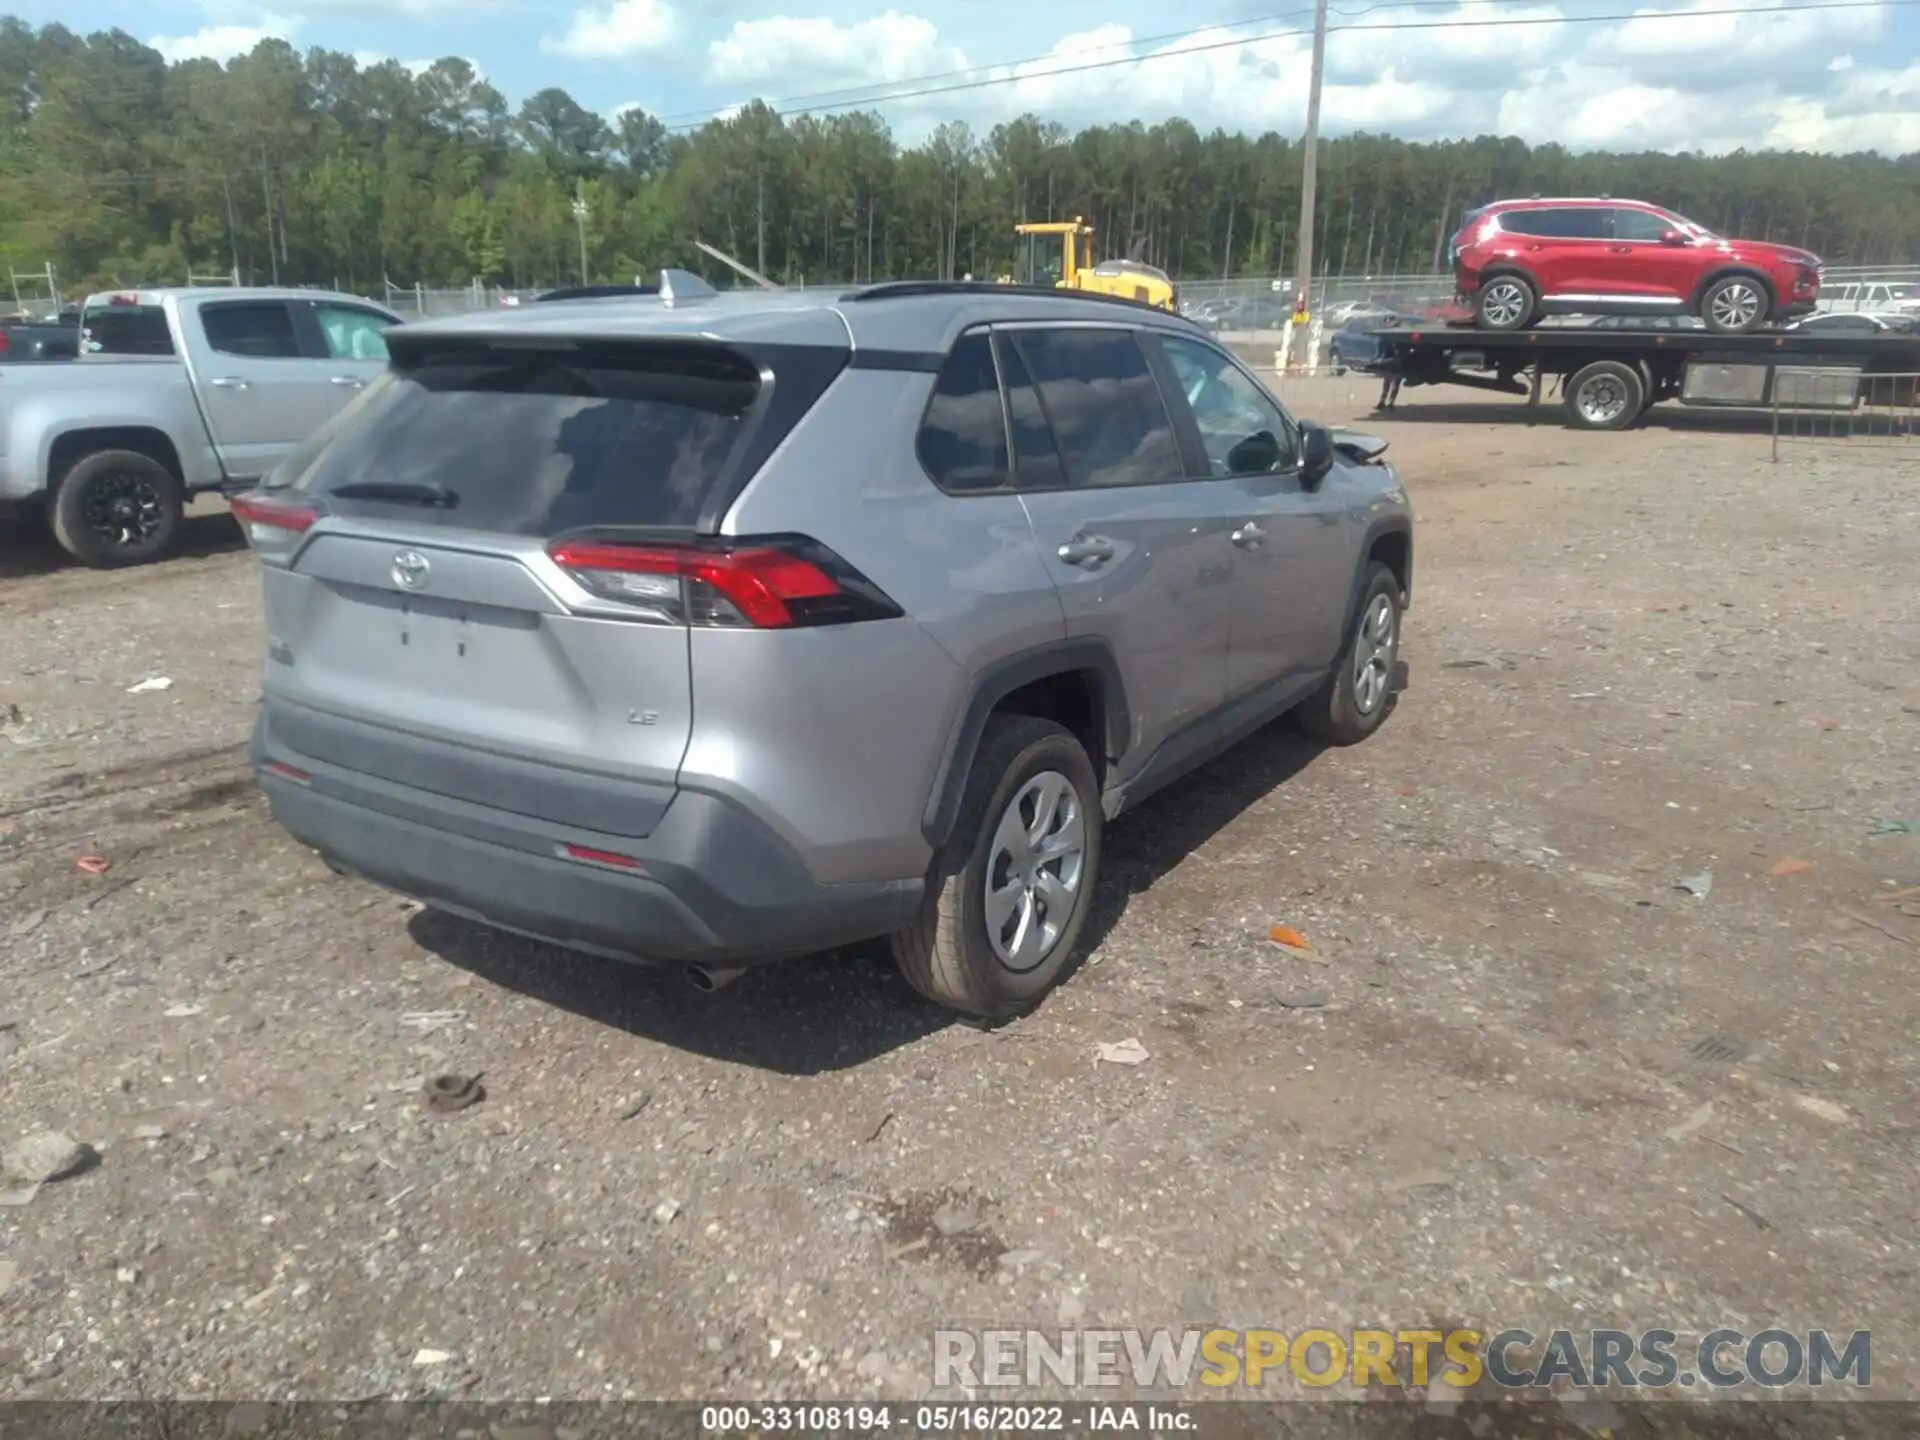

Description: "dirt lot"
1 385 1916 1407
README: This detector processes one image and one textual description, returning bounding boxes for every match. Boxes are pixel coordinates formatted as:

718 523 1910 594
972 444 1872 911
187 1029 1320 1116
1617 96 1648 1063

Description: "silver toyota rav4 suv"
237 272 1413 1018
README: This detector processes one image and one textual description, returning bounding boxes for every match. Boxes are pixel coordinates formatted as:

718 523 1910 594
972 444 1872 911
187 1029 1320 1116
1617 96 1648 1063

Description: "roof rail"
841 280 1179 316
659 268 717 306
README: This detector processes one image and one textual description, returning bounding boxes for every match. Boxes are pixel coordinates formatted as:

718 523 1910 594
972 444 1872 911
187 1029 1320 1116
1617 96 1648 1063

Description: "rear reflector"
231 491 319 549
547 535 901 629
561 843 644 870
264 760 311 783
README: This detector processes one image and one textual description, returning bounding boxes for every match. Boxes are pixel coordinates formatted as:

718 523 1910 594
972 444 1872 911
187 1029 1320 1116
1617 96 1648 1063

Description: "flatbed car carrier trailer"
1354 323 1920 430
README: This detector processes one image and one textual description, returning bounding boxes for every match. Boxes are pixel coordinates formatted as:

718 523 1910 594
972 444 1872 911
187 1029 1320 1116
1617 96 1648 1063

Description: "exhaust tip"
684 964 745 993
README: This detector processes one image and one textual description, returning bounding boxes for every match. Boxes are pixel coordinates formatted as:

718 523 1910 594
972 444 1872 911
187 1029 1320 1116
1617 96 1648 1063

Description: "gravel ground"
1 386 1915 1407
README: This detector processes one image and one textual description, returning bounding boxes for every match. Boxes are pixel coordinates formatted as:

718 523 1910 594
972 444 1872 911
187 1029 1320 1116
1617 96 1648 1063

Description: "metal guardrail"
1770 369 1920 461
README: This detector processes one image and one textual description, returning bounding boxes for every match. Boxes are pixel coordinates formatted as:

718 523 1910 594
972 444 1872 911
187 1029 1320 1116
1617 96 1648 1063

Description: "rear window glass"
283 340 765 533
81 304 175 356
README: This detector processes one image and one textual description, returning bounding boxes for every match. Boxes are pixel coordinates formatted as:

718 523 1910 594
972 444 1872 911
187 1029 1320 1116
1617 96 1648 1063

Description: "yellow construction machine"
998 217 1178 311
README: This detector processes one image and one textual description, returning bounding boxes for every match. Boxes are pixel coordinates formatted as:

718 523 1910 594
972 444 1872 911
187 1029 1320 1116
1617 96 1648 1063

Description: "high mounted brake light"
546 536 902 630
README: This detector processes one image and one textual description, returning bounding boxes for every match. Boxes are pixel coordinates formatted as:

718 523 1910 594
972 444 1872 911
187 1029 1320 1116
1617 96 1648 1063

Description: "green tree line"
4 17 1920 297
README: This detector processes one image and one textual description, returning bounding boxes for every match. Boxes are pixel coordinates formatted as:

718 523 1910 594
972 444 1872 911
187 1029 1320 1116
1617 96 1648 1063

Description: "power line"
654 0 1552 124
668 0 1914 132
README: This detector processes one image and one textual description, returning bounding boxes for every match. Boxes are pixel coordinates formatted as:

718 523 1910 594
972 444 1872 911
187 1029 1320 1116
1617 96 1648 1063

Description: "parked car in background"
237 273 1413 1019
1814 281 1920 316
0 287 403 565
1451 197 1821 334
1328 310 1405 371
1785 310 1920 335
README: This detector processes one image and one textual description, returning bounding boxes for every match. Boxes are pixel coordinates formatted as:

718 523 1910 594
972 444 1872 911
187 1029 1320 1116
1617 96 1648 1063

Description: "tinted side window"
1009 328 1179 490
996 339 1067 491
1500 207 1607 240
1610 208 1672 242
916 332 1008 493
201 302 301 358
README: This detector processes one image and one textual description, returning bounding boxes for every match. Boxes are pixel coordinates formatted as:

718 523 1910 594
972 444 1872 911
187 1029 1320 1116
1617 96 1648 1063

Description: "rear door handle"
208 376 250 390
1231 522 1266 549
1608 245 1634 253
1056 536 1116 567
329 375 364 388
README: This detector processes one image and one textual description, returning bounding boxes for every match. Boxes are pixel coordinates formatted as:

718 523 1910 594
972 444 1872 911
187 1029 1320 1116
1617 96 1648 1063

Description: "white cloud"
543 0 678 58
351 51 486 79
708 11 961 86
696 1 1920 155
147 16 301 64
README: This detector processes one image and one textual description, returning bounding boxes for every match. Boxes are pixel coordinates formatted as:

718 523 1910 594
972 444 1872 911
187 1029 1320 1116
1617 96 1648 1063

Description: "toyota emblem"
391 550 431 591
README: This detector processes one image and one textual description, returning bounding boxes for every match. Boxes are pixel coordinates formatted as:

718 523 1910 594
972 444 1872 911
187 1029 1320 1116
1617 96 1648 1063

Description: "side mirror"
1300 422 1335 488
1658 229 1689 246
1226 430 1282 475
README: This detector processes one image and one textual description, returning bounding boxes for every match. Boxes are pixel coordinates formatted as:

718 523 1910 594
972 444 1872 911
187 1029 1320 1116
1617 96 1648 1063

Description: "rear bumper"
251 715 923 966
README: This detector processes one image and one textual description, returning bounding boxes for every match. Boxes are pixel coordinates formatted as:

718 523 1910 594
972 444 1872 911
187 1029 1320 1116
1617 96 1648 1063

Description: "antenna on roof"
691 240 782 292
658 269 716 307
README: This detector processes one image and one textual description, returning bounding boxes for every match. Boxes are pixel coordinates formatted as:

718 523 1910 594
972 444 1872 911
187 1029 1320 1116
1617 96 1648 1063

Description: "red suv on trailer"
1451 198 1821 334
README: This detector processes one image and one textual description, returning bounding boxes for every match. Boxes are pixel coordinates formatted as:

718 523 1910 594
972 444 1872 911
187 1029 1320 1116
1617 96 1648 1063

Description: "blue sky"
14 0 1920 153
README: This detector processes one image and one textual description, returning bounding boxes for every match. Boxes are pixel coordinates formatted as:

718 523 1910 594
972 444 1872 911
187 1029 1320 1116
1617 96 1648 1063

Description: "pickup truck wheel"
48 450 183 567
1564 360 1646 431
1296 562 1402 745
891 715 1102 1020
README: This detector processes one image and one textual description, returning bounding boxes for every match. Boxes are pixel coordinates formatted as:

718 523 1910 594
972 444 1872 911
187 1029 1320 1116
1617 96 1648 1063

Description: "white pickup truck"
0 286 404 565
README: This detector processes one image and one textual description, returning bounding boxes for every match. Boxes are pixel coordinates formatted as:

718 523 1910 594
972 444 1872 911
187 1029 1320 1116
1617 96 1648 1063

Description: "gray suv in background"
238 272 1413 1018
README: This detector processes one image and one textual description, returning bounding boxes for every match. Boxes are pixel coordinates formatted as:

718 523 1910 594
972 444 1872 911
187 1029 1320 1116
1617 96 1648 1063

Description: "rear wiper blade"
329 480 459 508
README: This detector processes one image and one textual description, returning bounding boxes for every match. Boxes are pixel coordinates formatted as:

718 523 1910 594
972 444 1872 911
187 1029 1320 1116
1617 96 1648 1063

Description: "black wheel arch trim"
1354 515 1415 612
922 638 1131 848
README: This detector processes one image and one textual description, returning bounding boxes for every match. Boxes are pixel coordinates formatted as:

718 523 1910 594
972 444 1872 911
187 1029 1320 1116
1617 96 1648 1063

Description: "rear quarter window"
81 304 175 356
916 332 1009 493
286 339 770 534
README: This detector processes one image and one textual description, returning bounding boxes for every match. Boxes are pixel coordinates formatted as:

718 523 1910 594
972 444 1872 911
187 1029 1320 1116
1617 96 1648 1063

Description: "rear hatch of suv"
239 312 857 843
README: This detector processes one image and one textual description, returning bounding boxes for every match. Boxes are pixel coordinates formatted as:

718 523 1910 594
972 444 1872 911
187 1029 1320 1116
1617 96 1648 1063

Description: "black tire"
891 715 1102 1019
1563 359 1646 431
1297 562 1403 745
1473 274 1536 331
47 449 183 567
1698 273 1770 334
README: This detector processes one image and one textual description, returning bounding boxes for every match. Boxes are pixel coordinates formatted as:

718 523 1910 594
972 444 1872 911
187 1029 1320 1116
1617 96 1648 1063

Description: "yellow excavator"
998 217 1178 312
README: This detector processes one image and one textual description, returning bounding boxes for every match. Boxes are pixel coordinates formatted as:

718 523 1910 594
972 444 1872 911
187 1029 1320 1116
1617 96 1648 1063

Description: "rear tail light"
546 535 902 629
230 491 318 554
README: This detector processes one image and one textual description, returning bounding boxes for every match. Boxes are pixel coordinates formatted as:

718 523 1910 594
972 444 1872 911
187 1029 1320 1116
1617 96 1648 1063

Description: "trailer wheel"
1565 360 1645 431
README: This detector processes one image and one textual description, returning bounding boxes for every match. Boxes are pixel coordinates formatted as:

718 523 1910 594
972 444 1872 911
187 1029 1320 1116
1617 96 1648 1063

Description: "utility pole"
1293 0 1329 317
572 183 590 284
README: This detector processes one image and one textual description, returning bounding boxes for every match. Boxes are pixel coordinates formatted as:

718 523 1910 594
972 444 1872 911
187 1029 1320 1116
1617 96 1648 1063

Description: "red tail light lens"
231 491 319 549
547 536 901 629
